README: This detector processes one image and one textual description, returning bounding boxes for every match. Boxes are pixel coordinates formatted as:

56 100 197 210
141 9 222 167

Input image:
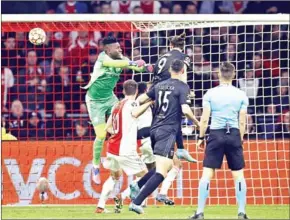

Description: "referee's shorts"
203 128 245 171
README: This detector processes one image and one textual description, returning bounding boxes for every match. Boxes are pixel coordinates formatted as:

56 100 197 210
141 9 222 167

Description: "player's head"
169 32 186 50
137 82 148 97
218 62 236 82
103 36 123 59
123 79 138 98
170 59 184 77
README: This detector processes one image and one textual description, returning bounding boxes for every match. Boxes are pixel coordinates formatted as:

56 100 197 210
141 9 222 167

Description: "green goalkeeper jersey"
83 51 123 101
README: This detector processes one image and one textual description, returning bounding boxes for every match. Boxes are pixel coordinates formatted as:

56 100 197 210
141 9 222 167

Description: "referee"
191 62 249 220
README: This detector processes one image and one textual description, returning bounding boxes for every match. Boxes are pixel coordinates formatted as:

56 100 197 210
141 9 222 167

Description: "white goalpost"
2 14 289 206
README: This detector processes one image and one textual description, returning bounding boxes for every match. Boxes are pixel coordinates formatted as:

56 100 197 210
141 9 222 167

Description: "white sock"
159 166 179 195
121 187 130 200
97 176 116 209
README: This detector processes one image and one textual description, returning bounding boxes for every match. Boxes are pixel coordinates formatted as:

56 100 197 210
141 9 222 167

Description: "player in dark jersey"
152 33 191 85
151 32 196 163
129 60 200 214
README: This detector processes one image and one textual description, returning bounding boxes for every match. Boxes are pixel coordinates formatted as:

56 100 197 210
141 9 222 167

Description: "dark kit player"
129 59 199 214
151 32 196 162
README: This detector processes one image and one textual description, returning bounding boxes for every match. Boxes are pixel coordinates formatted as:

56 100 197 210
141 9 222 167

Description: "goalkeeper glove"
129 60 146 67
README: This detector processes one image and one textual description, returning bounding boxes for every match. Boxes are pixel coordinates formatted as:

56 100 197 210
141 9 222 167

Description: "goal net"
1 14 289 206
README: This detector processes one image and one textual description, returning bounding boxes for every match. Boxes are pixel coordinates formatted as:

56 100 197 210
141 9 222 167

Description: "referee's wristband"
197 136 205 140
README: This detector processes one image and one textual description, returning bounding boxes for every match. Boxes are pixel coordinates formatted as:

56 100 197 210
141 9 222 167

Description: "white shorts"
103 153 147 176
139 137 155 164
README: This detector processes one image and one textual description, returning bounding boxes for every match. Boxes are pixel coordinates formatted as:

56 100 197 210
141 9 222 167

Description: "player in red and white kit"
96 80 153 213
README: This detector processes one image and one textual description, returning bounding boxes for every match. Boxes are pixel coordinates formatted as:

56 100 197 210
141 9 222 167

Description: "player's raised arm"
239 95 249 142
131 101 154 118
97 36 147 71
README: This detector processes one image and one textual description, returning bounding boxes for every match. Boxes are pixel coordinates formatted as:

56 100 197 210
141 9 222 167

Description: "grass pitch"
2 205 289 219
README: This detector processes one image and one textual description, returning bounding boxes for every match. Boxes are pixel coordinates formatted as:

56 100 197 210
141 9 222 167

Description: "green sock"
93 137 104 167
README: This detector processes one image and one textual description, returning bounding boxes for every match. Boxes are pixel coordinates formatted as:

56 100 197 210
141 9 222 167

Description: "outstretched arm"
102 59 133 68
103 59 148 72
132 101 154 118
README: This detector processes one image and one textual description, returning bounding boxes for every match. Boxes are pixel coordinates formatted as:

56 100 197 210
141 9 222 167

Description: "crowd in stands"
1 1 289 141
2 1 290 14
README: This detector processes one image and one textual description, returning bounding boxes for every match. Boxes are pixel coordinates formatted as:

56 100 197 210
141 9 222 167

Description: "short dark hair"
123 80 138 96
138 82 147 95
171 59 184 73
102 36 118 45
220 62 235 80
169 32 186 49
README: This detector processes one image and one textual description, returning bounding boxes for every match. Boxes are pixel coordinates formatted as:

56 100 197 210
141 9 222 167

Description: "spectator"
160 5 170 14
222 44 237 64
68 31 98 69
185 2 197 14
7 100 29 139
137 31 157 63
257 103 278 139
276 111 290 139
1 33 24 73
245 114 257 139
133 48 142 61
2 1 48 14
273 84 289 113
199 0 221 14
262 1 290 14
172 3 183 14
211 67 220 88
193 28 204 45
56 0 88 13
79 103 88 114
46 66 72 111
192 45 211 77
238 65 260 113
27 111 45 139
111 0 132 14
72 48 98 110
46 101 72 139
219 1 248 14
204 28 226 67
244 25 264 55
15 32 27 51
78 48 98 85
73 120 90 140
264 24 289 69
252 53 263 77
280 71 290 87
1 67 14 112
136 0 161 14
40 47 66 76
132 6 144 14
16 50 46 111
263 50 280 78
101 2 112 14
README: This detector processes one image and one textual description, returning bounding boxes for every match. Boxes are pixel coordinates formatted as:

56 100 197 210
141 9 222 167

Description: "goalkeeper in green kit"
82 36 151 184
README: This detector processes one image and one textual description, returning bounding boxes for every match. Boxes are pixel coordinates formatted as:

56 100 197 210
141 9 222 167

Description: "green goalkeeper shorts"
85 94 118 126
